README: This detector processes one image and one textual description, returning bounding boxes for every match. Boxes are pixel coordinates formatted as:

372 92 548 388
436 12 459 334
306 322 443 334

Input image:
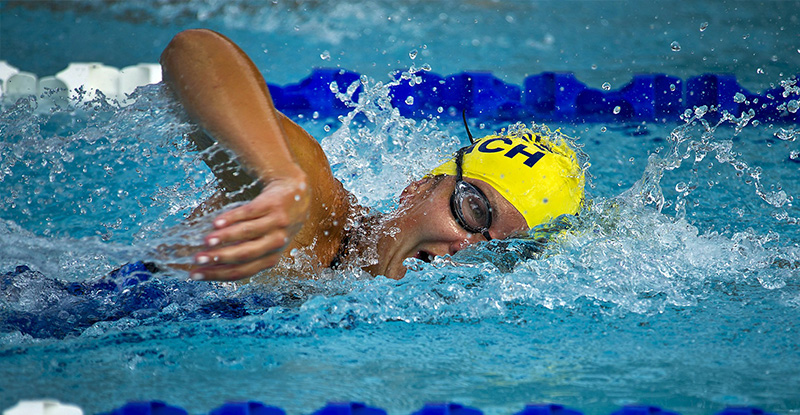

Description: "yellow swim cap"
430 129 585 229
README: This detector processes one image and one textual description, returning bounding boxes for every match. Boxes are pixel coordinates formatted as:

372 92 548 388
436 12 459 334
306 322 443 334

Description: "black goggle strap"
462 110 474 144
454 147 465 181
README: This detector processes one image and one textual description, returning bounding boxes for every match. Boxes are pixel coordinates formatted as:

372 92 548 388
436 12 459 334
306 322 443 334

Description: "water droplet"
294 195 301 201
323 125 331 132
591 64 598 70
421 63 432 71
734 92 746 103
409 49 418 60
505 15 514 23
675 182 688 192
788 100 799 113
329 81 339 94
670 83 676 91
694 105 708 118
670 41 681 52
699 21 708 31
320 50 331 61
600 126 607 132
757 68 765 74
613 106 621 114
405 96 414 105
437 106 444 113
742 33 750 40
601 82 611 91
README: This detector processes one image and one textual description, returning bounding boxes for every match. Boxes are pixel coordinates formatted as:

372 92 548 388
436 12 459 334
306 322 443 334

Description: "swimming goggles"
450 146 493 241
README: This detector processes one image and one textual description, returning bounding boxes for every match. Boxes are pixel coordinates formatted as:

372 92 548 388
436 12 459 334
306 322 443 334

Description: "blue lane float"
267 69 800 124
61 400 781 415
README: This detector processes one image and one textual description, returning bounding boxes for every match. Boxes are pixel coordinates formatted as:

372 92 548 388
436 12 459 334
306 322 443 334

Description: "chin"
383 261 408 280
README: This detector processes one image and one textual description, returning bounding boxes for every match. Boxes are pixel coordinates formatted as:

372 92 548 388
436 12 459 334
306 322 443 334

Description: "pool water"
1 1 799 415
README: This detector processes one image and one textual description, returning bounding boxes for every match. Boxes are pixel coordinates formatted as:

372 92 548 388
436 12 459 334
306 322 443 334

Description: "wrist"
263 167 308 193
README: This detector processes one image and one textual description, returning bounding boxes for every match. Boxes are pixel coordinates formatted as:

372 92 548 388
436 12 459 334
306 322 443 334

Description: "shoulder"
275 113 357 268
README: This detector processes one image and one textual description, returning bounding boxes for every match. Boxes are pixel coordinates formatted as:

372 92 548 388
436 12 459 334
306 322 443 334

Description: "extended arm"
160 29 350 281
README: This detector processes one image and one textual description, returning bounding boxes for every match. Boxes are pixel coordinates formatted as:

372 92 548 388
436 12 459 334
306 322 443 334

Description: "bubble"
788 100 799 113
405 96 414 105
320 50 331 61
670 41 681 52
602 82 611 91
613 106 621 114
699 21 708 31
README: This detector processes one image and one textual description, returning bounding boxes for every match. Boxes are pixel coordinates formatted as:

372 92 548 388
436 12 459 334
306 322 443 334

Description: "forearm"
160 29 305 184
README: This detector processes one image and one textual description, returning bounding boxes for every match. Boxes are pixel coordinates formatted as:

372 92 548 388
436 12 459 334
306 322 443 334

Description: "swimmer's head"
429 128 585 229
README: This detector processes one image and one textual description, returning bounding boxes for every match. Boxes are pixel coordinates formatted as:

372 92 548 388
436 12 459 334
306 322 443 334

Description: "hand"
189 174 310 281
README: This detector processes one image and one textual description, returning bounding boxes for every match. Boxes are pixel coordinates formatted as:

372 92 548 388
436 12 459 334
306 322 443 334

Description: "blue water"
1 1 800 415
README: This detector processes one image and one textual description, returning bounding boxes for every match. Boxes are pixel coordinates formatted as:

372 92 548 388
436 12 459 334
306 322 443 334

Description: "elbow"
160 29 228 79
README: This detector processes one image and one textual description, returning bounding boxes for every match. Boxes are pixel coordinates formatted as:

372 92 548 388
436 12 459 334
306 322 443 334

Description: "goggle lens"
453 181 492 232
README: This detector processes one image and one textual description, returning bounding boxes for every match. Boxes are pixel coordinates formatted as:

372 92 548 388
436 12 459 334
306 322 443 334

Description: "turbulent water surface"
1 1 799 415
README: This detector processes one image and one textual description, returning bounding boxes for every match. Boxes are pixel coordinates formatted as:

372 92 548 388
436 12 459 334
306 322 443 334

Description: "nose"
448 233 484 255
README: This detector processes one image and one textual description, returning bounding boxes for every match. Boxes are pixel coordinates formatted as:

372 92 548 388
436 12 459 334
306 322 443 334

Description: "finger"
205 209 290 247
195 230 289 267
212 201 268 230
213 183 305 229
190 253 284 282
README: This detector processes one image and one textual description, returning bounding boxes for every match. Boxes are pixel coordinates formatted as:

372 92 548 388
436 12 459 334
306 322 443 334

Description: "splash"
1 64 798 344
0 84 210 278
621 103 796 222
321 64 461 210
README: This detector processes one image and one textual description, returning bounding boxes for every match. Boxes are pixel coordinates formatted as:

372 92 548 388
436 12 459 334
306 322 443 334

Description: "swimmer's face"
370 175 528 279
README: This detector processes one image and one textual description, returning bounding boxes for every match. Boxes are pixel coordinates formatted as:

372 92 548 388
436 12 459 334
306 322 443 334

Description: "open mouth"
414 250 434 263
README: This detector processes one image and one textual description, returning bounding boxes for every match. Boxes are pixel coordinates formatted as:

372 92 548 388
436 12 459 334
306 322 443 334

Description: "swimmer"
160 29 584 281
